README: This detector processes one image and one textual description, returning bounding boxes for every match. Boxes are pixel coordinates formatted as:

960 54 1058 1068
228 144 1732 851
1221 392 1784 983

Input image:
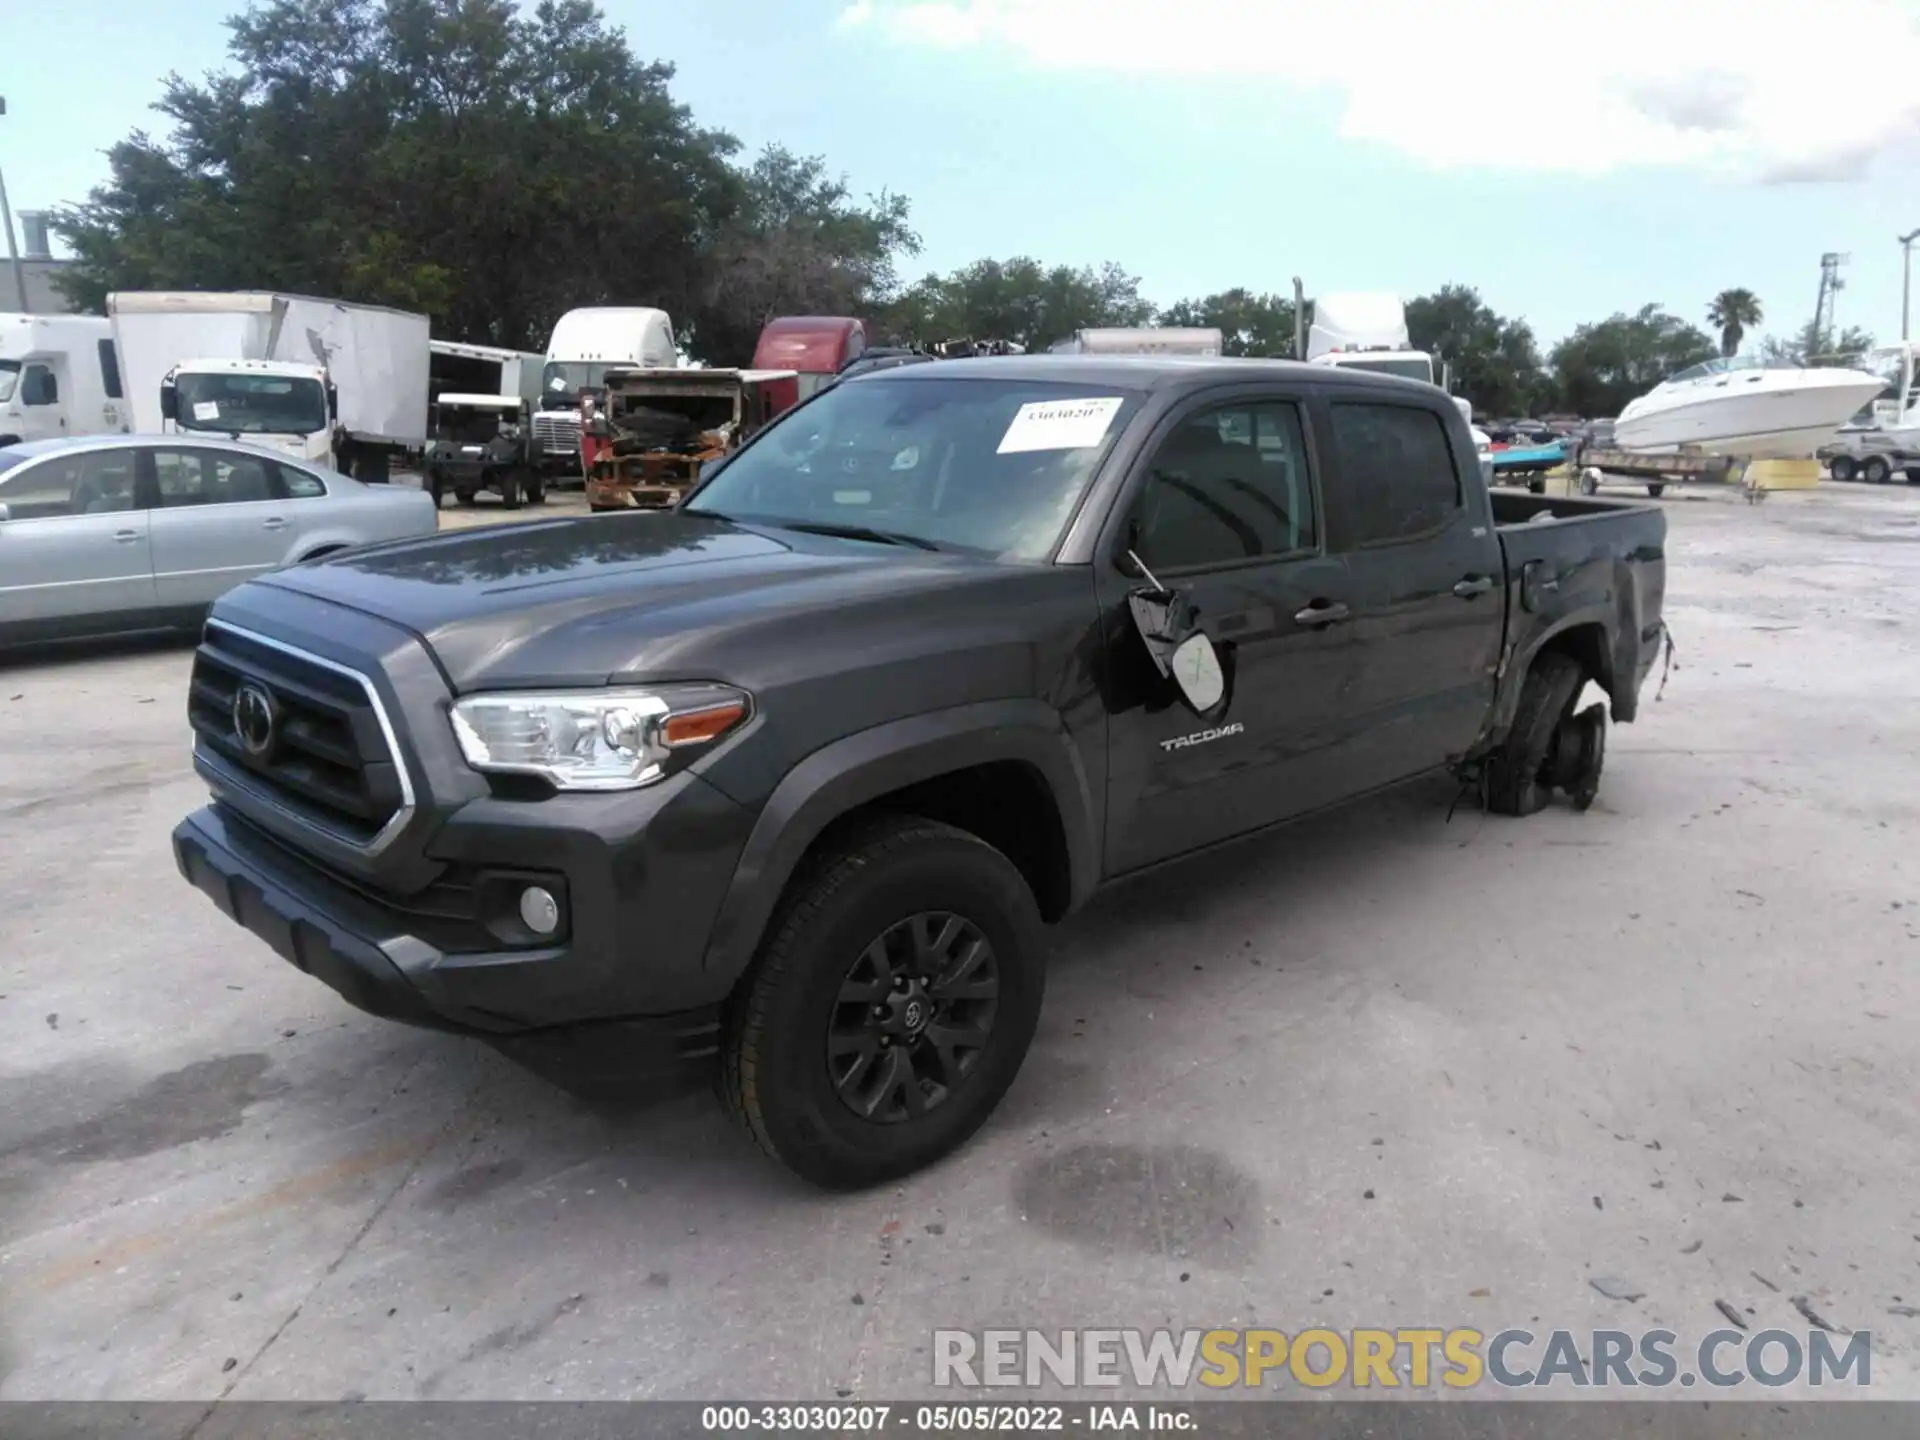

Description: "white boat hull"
1614 371 1884 459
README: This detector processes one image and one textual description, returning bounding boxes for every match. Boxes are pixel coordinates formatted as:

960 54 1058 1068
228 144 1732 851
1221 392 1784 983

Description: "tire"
719 816 1046 1190
1863 456 1892 485
424 467 445 508
1647 483 1665 498
500 470 523 509
1486 651 1586 818
1527 477 1545 494
454 487 478 507
1829 455 1857 483
524 474 546 505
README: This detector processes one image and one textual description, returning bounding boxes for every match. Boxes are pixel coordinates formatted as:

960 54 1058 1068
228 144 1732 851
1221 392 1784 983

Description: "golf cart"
423 393 544 509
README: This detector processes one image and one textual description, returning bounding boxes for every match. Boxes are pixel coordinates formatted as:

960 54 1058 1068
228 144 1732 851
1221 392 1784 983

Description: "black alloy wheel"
827 912 1000 1124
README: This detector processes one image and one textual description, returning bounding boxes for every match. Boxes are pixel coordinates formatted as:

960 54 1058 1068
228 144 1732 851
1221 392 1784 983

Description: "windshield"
175 372 327 435
0 359 18 404
1330 355 1433 383
684 377 1143 559
543 361 615 400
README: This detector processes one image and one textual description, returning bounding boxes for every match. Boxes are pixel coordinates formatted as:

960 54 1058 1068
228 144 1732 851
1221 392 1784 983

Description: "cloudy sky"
7 0 1919 345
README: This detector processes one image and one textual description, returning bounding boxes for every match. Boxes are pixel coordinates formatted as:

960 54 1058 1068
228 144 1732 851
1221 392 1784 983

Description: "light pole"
0 96 27 313
1901 228 1920 344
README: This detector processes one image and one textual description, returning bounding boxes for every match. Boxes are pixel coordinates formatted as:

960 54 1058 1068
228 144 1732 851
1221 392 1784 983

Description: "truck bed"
1489 488 1667 728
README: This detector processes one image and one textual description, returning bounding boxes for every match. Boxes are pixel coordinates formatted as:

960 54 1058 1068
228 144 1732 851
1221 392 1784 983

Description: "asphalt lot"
3 479 1919 1403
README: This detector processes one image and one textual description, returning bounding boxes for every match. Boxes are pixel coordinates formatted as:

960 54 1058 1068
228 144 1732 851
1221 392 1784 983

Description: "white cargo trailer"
107 291 430 479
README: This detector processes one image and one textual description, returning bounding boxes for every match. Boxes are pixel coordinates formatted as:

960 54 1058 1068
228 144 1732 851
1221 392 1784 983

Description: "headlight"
449 684 750 791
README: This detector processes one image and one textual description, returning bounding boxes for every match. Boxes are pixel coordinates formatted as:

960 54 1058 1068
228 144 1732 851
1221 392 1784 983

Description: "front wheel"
720 817 1046 1190
523 473 546 506
1647 483 1666 498
1526 477 1545 494
1829 454 1857 483
499 470 524 509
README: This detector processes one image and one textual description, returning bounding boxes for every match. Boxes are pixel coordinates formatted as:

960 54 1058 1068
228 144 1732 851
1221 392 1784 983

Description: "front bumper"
174 805 725 1075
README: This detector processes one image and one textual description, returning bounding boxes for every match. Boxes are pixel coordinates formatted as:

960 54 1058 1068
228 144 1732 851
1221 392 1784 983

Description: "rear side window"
98 340 124 400
1329 403 1461 546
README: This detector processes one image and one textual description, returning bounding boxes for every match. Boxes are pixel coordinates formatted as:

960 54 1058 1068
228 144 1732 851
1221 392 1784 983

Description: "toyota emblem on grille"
232 681 280 760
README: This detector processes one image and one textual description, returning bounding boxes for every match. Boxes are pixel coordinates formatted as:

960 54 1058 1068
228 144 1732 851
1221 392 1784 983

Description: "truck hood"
251 512 997 690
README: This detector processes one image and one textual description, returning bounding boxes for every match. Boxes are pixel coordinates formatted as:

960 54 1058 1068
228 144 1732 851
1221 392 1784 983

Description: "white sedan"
0 434 439 647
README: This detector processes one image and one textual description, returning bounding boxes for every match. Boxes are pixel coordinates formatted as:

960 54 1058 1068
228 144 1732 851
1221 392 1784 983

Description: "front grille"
189 622 413 851
531 412 580 455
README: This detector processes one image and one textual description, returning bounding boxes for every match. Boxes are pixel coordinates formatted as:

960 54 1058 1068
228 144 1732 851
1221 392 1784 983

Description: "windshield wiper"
775 520 941 552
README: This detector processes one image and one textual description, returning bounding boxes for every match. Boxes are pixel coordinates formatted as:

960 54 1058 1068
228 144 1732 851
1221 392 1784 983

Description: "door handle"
1452 575 1495 599
1294 600 1350 628
113 529 140 544
262 517 287 530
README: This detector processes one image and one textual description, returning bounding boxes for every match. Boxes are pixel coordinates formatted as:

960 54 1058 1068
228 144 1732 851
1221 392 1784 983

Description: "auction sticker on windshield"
192 401 220 421
997 397 1125 454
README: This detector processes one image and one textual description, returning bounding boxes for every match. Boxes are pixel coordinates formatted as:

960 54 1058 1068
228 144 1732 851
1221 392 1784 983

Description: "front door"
1097 393 1367 875
0 448 155 634
16 360 68 443
147 447 295 608
1318 397 1507 782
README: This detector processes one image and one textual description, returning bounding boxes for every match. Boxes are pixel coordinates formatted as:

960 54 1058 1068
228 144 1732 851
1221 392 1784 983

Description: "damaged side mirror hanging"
1125 549 1226 716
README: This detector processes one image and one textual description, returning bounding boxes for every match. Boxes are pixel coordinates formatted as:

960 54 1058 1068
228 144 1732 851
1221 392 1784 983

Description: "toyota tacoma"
173 357 1667 1189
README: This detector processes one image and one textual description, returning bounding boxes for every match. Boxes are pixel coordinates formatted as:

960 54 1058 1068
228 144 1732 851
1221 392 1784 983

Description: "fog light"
518 886 560 936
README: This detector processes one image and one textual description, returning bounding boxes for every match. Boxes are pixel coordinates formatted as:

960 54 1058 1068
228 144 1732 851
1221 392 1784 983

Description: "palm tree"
1707 289 1764 358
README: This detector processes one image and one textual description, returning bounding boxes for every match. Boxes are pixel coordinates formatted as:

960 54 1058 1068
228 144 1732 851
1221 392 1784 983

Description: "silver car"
0 434 439 646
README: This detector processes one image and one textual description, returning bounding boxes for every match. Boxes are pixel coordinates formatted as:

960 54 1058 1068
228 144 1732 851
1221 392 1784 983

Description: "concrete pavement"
3 483 1918 1402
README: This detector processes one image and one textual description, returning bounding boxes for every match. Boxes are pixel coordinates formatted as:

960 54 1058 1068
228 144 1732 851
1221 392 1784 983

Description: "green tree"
1756 321 1875 366
884 257 1153 350
1706 288 1764 358
54 0 910 360
690 146 919 365
1405 284 1548 417
1549 304 1718 417
1155 289 1297 357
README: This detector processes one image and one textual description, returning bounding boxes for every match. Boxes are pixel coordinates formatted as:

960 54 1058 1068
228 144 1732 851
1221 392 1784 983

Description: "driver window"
22 364 58 406
1126 401 1318 572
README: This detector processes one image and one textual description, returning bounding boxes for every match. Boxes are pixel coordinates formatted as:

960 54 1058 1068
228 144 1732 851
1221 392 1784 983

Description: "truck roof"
170 357 326 379
753 317 864 373
860 354 1443 400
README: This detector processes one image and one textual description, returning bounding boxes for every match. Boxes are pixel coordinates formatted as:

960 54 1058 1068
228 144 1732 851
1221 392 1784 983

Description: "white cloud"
837 0 1920 180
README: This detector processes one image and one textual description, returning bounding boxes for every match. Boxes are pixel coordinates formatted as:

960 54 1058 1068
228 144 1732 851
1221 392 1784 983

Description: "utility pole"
1900 229 1920 343
0 96 29 313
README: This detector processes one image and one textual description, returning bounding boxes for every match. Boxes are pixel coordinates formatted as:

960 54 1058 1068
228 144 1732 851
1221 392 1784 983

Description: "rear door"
148 446 296 608
0 449 155 632
1097 389 1368 874
1317 396 1507 782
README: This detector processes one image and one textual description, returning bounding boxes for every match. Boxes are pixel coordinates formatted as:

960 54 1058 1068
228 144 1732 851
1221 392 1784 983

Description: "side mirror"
1124 555 1228 716
326 383 339 418
1169 632 1225 712
159 386 177 421
0 502 12 523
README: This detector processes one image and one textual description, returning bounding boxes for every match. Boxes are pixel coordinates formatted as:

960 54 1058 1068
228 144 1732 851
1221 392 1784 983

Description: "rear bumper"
173 805 723 1078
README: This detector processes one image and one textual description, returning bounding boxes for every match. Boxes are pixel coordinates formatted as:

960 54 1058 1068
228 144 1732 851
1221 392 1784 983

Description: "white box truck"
0 313 132 446
106 291 430 480
531 307 678 480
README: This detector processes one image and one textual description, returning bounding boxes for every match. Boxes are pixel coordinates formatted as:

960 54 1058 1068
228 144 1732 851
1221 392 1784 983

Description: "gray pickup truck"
172 357 1667 1188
